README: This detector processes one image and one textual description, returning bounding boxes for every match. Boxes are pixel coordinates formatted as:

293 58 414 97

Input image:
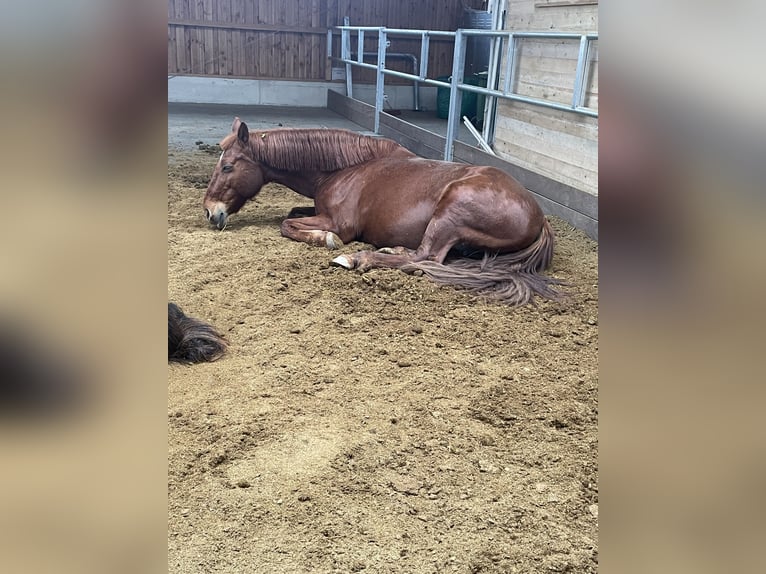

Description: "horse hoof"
331 255 354 269
376 247 397 254
326 232 343 250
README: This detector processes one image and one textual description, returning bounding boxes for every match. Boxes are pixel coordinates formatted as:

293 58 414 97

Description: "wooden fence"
168 0 487 82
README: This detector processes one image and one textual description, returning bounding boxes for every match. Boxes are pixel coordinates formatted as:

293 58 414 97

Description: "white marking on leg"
331 255 353 269
325 232 343 250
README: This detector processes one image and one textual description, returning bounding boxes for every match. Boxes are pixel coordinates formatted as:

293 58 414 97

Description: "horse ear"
231 117 241 133
237 121 249 145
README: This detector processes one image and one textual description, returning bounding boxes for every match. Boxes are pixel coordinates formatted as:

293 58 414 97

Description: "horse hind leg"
280 214 345 249
286 206 316 218
332 219 457 272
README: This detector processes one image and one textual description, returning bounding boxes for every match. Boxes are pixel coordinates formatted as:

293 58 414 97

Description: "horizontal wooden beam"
168 20 456 43
168 19 328 35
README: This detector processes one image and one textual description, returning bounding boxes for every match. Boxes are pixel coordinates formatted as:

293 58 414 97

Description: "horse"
168 303 228 364
202 118 562 306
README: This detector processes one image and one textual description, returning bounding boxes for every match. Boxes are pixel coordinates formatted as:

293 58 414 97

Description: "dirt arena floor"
168 141 598 573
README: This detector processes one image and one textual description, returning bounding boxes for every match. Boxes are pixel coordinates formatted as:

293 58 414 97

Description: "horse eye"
221 164 233 173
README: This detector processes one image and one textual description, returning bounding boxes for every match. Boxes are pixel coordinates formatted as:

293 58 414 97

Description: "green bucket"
436 74 487 128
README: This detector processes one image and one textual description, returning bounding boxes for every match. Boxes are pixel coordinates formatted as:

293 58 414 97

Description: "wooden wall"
494 0 598 195
168 1 486 82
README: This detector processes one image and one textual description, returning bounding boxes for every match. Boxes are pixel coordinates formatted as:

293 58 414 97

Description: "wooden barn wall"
494 0 598 195
168 1 486 83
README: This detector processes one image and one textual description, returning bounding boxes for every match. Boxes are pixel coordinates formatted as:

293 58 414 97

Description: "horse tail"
404 217 564 306
168 303 228 364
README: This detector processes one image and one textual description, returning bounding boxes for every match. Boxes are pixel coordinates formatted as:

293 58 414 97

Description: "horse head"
203 118 265 230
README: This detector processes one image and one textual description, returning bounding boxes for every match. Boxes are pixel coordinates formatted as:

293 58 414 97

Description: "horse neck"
262 165 323 199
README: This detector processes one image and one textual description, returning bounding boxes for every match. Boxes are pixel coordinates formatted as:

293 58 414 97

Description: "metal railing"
329 24 598 161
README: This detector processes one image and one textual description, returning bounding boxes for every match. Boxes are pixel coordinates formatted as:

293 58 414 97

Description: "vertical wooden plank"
228 0 239 75
188 0 197 74
243 0 252 24
277 32 286 79
167 0 177 73
220 0 232 76
294 0 303 28
295 34 301 80
244 30 252 77
188 1 200 74
176 0 188 74
202 0 214 75
258 32 267 78
168 27 176 74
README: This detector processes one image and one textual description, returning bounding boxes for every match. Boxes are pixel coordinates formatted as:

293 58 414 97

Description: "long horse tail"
404 217 564 306
168 303 228 364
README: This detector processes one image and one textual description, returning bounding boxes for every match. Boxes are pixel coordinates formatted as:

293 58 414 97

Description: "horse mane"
221 128 412 172
168 303 228 364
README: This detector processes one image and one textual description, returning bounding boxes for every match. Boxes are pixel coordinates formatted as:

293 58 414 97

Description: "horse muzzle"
204 206 228 230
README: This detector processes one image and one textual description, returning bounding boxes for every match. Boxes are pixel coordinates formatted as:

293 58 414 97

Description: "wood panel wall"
493 0 598 195
168 1 486 82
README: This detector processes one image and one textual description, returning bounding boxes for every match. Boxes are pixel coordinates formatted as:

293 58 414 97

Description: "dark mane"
221 128 412 172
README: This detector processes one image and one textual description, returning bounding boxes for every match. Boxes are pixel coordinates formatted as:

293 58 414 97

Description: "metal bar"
357 30 364 63
503 34 515 93
374 28 388 134
348 52 420 111
326 29 332 58
445 30 467 161
578 39 594 108
336 25 597 41
458 83 598 117
483 31 502 143
332 57 448 86
332 58 598 118
336 60 378 71
571 35 589 109
332 26 600 119
579 38 594 109
419 32 430 80
459 30 597 39
338 26 456 37
380 68 428 82
463 116 496 155
342 17 352 98
483 0 506 146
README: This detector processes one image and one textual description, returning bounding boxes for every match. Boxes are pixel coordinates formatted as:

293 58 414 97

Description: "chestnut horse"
203 118 561 305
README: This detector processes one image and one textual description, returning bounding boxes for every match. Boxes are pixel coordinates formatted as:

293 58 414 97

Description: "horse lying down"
202 118 563 306
168 303 227 364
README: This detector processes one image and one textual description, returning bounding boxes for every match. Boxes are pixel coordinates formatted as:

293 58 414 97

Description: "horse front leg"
280 214 346 249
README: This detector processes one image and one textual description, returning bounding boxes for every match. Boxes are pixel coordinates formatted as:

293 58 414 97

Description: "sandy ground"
168 124 598 573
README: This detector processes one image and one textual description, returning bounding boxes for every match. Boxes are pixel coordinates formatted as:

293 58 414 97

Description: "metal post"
416 32 430 112
374 28 388 134
419 32 430 79
343 17 352 98
503 34 516 94
572 35 589 109
483 0 507 147
357 30 365 63
444 30 467 161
